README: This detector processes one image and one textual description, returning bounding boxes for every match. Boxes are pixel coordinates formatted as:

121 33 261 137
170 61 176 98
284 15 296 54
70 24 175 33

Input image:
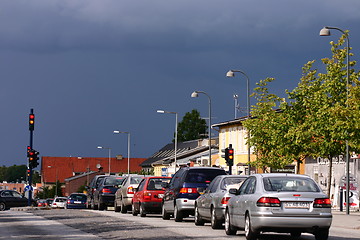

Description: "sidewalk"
332 210 360 230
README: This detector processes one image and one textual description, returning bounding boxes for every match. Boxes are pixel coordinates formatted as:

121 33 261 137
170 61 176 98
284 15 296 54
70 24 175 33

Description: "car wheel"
244 214 258 240
139 203 146 217
224 210 237 235
132 203 138 216
194 205 205 226
162 203 170 220
314 229 329 240
174 204 183 222
114 200 121 212
92 200 98 210
291 231 301 238
211 207 222 229
120 198 127 213
0 202 6 211
98 200 105 211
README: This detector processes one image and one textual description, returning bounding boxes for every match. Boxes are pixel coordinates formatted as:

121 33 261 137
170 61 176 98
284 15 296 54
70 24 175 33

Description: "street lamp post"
47 166 58 197
97 146 112 175
320 26 351 215
157 110 178 173
113 130 131 175
226 70 251 175
191 91 212 167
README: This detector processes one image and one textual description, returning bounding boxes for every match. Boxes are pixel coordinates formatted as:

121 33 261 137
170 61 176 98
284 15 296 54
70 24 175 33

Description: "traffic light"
29 113 35 131
227 146 234 167
224 144 234 167
28 147 40 169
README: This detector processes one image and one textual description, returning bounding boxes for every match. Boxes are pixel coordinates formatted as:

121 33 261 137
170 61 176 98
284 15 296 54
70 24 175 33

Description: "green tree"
243 31 360 192
177 109 207 142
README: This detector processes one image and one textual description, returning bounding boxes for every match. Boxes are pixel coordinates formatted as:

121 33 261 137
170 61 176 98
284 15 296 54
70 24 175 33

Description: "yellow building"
212 117 303 175
212 118 256 175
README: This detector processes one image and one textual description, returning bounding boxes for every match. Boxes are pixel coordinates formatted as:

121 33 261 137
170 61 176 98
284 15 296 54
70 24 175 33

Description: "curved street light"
113 130 131 175
226 70 251 175
320 26 350 215
157 110 178 173
97 146 112 175
191 91 212 167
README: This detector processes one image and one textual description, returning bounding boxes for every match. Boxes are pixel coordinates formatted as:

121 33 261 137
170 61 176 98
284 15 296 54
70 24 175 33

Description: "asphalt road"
1 208 360 240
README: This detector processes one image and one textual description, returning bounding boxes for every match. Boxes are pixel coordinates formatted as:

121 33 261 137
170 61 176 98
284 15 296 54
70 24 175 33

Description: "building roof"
140 139 200 167
41 156 146 183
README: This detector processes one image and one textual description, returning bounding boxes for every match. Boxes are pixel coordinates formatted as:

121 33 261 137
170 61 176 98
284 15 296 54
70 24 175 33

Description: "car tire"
98 200 105 211
225 210 237 235
194 205 205 226
162 203 170 220
92 200 98 210
139 203 146 217
174 204 183 222
0 202 6 211
291 231 301 238
211 207 222 229
114 200 121 212
244 214 258 240
314 228 329 240
120 198 127 213
132 203 138 216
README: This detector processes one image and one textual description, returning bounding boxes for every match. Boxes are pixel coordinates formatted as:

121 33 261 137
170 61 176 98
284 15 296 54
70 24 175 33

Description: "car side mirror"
229 188 238 195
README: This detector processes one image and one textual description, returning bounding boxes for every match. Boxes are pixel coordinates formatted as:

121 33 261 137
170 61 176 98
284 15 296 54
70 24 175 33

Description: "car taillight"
67 200 71 204
179 188 198 194
257 197 281 207
128 186 134 194
221 197 231 205
143 192 152 200
102 188 112 193
313 198 331 208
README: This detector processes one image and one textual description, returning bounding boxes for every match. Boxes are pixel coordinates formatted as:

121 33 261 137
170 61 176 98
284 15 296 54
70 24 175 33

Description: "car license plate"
74 201 82 204
284 202 310 209
158 194 164 199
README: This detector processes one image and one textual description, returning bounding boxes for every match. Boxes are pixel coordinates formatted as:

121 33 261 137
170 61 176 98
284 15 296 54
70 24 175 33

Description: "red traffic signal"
29 114 35 131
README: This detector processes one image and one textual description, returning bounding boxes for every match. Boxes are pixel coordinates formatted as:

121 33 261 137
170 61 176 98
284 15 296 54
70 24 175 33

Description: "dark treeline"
0 165 40 183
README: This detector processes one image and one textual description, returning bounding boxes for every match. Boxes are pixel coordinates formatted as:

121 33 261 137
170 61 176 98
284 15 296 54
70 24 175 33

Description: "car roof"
255 173 312 178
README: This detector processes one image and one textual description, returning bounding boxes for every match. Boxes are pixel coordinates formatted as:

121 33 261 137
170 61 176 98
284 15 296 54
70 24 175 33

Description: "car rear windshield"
263 177 320 192
147 178 171 190
220 177 246 190
185 169 226 184
130 177 144 184
104 177 124 186
70 194 87 201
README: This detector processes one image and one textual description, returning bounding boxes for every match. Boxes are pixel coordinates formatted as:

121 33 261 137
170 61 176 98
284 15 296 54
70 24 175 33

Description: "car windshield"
263 177 320 192
56 198 67 202
70 194 87 201
185 169 225 184
104 177 124 186
147 178 170 190
220 177 246 190
130 177 143 184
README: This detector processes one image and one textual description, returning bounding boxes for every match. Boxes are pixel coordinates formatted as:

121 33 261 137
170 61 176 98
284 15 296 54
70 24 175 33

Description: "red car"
132 176 171 217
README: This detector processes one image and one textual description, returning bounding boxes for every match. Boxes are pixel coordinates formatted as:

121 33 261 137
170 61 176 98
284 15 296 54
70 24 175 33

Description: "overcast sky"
0 0 359 167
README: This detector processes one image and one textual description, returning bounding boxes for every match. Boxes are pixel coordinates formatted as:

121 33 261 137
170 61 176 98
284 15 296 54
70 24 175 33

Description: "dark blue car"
66 193 87 209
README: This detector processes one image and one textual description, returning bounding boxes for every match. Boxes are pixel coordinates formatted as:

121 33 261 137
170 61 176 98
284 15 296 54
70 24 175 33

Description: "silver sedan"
195 175 247 229
225 173 332 240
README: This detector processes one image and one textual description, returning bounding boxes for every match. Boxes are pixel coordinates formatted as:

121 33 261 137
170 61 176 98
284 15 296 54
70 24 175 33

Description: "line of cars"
85 167 333 240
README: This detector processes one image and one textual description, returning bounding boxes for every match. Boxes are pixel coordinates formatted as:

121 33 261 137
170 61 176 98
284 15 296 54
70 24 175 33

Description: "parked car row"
85 167 332 240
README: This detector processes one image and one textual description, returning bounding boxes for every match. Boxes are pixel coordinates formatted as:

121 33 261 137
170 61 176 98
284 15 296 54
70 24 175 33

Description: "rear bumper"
99 195 115 206
176 198 196 214
142 201 162 212
251 214 332 233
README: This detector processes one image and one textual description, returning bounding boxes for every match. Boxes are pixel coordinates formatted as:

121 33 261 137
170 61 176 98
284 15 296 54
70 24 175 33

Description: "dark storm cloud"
0 0 359 166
